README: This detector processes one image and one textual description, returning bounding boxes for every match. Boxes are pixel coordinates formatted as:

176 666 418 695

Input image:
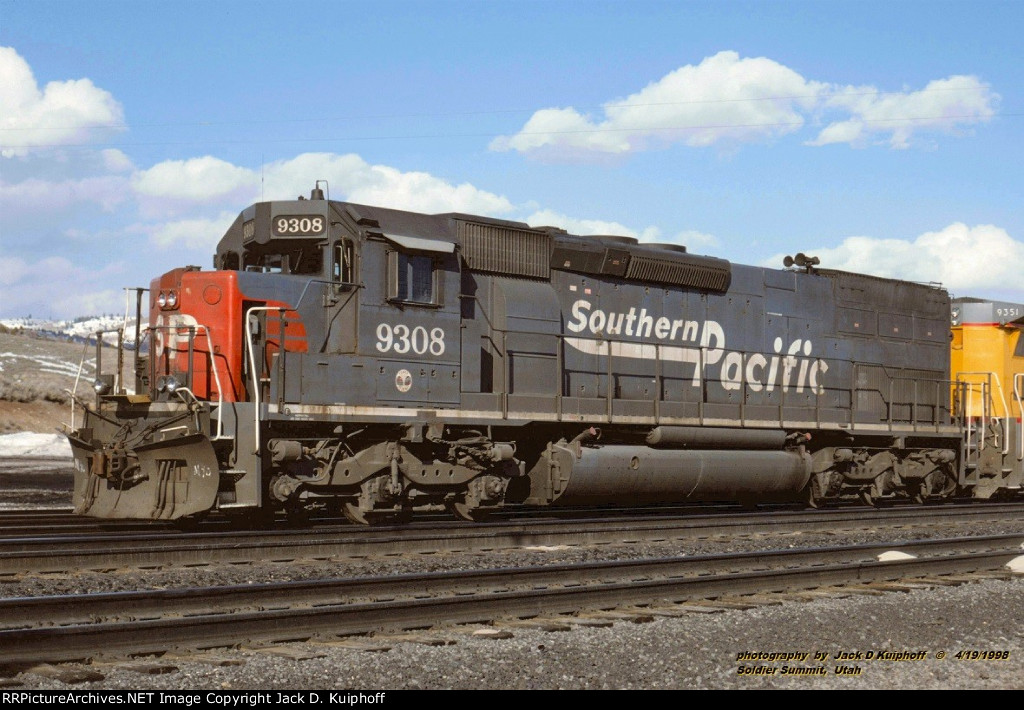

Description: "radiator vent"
458 221 551 279
625 254 731 292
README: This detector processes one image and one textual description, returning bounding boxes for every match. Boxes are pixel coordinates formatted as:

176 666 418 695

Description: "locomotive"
65 184 1023 524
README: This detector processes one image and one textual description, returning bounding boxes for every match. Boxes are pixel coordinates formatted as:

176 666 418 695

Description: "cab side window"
333 240 354 283
388 251 437 305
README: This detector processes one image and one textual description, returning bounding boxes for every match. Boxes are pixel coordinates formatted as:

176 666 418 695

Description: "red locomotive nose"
148 268 246 403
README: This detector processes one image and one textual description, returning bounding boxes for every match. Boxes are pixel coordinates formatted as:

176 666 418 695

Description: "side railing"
956 371 1010 460
1015 373 1024 462
68 327 125 430
146 322 227 440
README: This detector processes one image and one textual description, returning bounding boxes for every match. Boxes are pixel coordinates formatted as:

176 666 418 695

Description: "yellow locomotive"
951 298 1024 498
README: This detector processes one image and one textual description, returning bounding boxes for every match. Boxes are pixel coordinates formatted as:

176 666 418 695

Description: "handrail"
146 323 226 440
67 339 92 430
245 306 291 454
957 371 1009 455
1015 373 1024 461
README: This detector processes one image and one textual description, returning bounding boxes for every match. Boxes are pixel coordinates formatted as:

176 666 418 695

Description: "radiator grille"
625 254 731 291
458 221 551 279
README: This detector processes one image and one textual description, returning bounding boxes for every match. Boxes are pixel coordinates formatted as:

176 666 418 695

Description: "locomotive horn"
785 253 821 270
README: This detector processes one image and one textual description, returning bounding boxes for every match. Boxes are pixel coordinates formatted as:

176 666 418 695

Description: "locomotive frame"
66 184 1022 524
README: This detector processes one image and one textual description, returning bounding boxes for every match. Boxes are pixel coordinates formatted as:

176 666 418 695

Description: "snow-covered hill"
1 315 145 346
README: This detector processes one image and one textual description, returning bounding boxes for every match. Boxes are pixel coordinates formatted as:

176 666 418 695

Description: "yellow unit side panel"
951 324 1024 418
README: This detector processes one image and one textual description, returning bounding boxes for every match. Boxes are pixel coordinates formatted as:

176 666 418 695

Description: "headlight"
92 379 111 395
155 375 180 393
158 292 167 308
166 290 178 308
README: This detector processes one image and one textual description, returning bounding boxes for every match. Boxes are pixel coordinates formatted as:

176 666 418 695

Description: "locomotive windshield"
242 240 323 275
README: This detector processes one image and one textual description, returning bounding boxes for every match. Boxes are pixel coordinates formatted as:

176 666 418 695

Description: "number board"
273 215 327 236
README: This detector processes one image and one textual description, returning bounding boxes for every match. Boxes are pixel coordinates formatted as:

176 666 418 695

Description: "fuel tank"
527 443 812 506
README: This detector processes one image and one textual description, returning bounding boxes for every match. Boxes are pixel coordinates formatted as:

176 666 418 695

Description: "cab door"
362 234 462 408
323 237 359 354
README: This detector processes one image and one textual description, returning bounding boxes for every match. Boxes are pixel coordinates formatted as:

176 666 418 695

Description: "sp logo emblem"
395 369 413 393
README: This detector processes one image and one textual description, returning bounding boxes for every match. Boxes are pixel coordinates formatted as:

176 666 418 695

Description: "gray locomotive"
68 184 1003 525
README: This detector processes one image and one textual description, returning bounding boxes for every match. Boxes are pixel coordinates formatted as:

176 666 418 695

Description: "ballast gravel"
2 576 1021 690
1 466 1022 690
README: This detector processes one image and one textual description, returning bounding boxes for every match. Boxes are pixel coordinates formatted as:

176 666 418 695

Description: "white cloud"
140 211 240 251
0 46 124 158
0 257 128 318
128 152 518 250
764 223 1023 294
493 51 997 158
263 153 516 215
130 152 516 218
810 75 997 149
667 229 719 250
51 289 125 318
524 208 661 241
522 210 717 251
132 156 258 201
0 175 130 214
0 257 28 287
492 51 825 158
101 148 135 173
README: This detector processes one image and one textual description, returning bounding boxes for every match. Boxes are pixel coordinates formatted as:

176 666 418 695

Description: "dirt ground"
1 330 130 434
0 401 72 435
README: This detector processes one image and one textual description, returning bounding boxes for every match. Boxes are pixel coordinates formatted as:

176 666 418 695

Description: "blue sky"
1 0 1021 318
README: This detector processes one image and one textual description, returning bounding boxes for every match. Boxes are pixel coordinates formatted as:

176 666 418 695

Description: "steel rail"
1 505 1023 574
0 534 1019 665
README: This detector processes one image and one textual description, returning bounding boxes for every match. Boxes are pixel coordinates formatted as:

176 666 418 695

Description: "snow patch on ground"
0 432 72 458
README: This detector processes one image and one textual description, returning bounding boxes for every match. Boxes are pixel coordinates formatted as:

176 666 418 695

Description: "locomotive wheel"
912 490 934 505
806 484 823 509
447 500 491 523
911 482 937 505
342 501 372 525
860 489 894 508
342 501 412 526
913 470 957 504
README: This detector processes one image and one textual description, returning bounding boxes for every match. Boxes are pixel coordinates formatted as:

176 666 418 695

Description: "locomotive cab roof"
214 188 734 292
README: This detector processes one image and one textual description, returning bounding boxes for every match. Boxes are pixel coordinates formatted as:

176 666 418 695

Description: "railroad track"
1 503 1022 575
0 501 795 535
0 509 160 537
0 497 1013 535
1 533 1020 666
